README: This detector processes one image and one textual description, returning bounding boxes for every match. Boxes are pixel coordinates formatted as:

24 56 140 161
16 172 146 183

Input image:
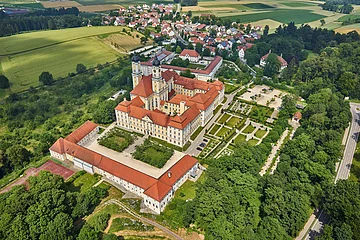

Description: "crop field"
76 0 173 6
0 26 144 94
221 9 325 24
335 23 360 33
280 1 318 7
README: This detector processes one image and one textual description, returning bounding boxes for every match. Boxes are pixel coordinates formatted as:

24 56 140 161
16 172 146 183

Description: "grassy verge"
190 126 204 141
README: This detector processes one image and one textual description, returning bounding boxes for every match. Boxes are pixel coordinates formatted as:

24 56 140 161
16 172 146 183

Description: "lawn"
77 0 173 6
209 124 221 135
132 139 174 168
216 126 231 137
255 129 267 138
243 124 256 134
234 134 246 145
109 217 154 233
221 9 325 24
250 106 272 122
190 126 204 140
218 113 231 124
248 139 259 146
0 26 146 94
65 172 101 193
225 83 239 94
98 128 135 152
175 180 197 201
226 116 241 127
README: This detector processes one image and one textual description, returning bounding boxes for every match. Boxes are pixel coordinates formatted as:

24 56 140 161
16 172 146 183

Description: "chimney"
179 101 186 115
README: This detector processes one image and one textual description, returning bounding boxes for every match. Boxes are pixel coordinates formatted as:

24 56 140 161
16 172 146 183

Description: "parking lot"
239 85 286 110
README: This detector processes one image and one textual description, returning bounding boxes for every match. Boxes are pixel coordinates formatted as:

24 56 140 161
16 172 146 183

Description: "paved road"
297 103 360 240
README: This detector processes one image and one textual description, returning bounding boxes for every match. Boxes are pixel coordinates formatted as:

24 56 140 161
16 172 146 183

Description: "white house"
179 49 200 63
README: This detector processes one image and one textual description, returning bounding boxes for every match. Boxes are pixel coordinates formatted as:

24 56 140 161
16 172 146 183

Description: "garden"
98 128 135 152
132 139 174 168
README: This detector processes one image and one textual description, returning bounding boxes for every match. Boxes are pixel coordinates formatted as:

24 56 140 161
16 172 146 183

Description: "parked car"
196 147 203 151
203 138 208 142
200 143 206 148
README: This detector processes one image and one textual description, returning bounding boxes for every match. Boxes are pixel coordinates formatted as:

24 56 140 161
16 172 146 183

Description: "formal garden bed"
98 128 135 152
218 113 231 124
209 124 221 135
132 139 173 168
226 116 242 127
216 126 231 137
255 129 267 138
233 134 246 145
243 124 256 134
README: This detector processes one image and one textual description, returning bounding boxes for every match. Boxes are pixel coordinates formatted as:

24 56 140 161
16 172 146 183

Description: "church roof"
130 75 153 98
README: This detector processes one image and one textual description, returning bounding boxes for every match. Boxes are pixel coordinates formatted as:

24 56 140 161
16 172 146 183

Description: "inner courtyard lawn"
98 128 135 152
132 139 174 168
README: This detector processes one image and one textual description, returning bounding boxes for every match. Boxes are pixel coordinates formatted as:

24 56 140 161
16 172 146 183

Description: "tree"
203 47 211 57
5 145 31 170
77 224 99 240
140 36 148 45
263 53 281 77
0 75 10 89
76 64 87 74
39 72 54 85
180 69 195 78
166 44 173 51
175 46 182 54
195 42 202 54
320 19 326 26
263 25 269 36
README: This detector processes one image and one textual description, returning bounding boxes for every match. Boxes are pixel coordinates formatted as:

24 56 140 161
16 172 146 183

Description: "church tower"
152 56 162 93
131 55 141 88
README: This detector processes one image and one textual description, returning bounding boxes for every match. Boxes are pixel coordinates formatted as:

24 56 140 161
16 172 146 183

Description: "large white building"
140 50 223 81
115 55 224 147
49 121 199 214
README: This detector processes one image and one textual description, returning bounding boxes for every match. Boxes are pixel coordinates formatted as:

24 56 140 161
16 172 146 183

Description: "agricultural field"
0 26 145 95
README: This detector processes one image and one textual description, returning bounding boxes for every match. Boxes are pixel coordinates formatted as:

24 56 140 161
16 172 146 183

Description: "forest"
0 7 103 37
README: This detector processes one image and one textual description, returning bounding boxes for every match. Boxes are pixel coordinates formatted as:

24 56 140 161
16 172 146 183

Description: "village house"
260 50 288 71
179 49 200 63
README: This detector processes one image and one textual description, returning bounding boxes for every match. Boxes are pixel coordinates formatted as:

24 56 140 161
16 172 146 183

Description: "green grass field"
209 124 221 135
234 134 246 145
221 9 325 24
77 0 173 6
0 26 144 94
226 116 241 127
218 113 231 124
216 126 231 137
280 1 318 7
243 3 274 9
243 124 256 134
225 83 239 94
248 139 258 146
255 129 267 138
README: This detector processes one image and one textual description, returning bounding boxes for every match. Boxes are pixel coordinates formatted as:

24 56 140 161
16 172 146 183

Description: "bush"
89 213 110 232
0 75 10 89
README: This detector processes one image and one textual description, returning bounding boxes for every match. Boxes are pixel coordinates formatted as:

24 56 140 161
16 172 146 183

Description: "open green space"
338 12 360 22
233 134 246 145
221 9 325 24
243 3 274 9
98 128 135 152
248 139 258 146
132 139 174 168
209 124 221 135
191 126 204 140
188 63 206 69
225 83 239 94
255 129 267 138
218 113 231 124
243 124 256 134
280 1 318 7
109 217 154 233
0 26 124 55
0 2 45 8
202 3 251 11
216 126 231 137
249 105 273 123
226 116 241 127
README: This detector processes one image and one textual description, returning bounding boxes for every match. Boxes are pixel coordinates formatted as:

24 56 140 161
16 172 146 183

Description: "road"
297 102 360 240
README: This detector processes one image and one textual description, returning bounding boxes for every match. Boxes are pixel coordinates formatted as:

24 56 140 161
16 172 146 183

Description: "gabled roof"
65 121 98 144
144 181 172 202
179 49 200 58
49 138 65 153
131 75 153 97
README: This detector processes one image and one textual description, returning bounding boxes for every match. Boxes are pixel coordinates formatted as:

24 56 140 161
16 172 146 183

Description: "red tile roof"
179 49 200 58
261 52 288 66
293 111 302 120
50 128 198 202
65 121 98 144
142 56 222 75
131 75 153 97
